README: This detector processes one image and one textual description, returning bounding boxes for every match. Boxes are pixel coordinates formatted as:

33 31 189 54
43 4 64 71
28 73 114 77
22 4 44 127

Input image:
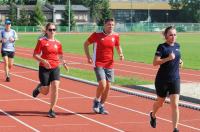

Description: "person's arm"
115 45 124 61
59 55 69 71
153 52 175 66
84 40 93 64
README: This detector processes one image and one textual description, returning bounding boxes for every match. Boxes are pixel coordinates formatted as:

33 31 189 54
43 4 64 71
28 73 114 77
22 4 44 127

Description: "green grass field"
16 32 200 70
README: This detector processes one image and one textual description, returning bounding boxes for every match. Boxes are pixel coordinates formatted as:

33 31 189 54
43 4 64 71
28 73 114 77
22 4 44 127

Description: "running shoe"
32 83 41 98
173 128 179 132
6 77 10 82
48 109 56 118
99 104 109 115
93 99 100 113
150 112 156 128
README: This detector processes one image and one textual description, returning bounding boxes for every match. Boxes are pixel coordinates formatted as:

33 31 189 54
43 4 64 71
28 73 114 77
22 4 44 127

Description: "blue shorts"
94 67 114 82
1 51 15 58
39 66 60 86
155 79 180 98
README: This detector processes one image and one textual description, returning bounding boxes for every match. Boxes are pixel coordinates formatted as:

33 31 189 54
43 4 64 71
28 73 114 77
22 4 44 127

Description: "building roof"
50 5 89 11
110 2 171 10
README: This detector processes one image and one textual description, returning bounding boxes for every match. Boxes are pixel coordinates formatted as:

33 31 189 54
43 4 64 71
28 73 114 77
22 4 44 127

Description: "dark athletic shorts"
39 66 60 86
94 67 114 82
155 79 180 98
1 51 15 58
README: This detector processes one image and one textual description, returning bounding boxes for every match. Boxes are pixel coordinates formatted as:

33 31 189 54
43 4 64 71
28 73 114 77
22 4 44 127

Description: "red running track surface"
0 65 199 132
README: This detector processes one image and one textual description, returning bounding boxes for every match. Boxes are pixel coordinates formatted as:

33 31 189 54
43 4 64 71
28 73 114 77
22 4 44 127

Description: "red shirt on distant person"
87 32 120 68
34 37 63 68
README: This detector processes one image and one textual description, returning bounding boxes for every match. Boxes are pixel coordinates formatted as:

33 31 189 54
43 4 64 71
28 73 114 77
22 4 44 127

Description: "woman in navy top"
149 26 183 132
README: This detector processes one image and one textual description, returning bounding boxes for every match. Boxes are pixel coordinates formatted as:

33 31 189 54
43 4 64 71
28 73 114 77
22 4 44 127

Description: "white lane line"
0 84 124 132
2 68 200 131
42 123 89 127
0 109 39 132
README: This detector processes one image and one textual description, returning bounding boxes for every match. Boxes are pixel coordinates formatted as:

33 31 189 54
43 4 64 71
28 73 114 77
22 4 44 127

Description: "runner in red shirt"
84 18 124 114
32 23 68 118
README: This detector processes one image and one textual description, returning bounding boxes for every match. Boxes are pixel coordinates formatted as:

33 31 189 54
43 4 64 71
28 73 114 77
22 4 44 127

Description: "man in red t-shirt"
84 18 124 114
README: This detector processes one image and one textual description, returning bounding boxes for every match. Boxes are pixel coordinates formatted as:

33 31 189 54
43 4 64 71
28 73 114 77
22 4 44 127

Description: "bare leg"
50 80 59 110
170 94 179 130
100 81 111 104
3 56 9 77
152 96 165 118
96 79 106 100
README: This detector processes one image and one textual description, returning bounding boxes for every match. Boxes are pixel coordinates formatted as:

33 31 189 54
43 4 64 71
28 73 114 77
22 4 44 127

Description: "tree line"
3 0 112 28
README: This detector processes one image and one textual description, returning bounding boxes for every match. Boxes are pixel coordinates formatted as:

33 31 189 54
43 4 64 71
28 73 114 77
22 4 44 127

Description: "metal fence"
10 23 200 32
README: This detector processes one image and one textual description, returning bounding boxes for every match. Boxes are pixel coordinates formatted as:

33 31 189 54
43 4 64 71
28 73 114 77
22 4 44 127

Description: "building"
110 0 176 23
0 4 89 25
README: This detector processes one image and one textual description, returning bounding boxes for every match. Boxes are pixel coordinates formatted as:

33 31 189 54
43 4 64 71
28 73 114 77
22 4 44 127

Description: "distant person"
32 23 69 118
0 19 18 82
84 18 124 114
150 26 183 132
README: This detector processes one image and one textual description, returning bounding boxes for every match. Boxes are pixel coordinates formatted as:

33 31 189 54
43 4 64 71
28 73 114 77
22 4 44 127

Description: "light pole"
130 0 133 31
68 0 71 32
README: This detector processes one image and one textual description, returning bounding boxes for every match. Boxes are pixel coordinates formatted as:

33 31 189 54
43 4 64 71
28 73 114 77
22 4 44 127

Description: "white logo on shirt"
54 45 58 49
112 38 115 42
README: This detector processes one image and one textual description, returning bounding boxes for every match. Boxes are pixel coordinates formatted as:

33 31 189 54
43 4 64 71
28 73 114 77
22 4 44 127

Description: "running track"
15 47 200 83
0 64 200 132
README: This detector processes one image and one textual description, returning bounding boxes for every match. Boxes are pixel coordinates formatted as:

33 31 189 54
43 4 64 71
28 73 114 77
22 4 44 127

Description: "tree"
30 1 46 26
169 0 200 22
17 5 30 26
60 0 76 31
8 2 17 25
97 0 112 26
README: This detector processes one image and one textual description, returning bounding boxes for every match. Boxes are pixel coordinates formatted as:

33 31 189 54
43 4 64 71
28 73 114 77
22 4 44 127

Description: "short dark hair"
104 18 115 24
163 26 176 36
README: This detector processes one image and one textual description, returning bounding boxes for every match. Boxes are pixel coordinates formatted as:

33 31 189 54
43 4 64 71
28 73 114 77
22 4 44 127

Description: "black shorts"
39 66 60 86
1 51 15 58
155 79 180 98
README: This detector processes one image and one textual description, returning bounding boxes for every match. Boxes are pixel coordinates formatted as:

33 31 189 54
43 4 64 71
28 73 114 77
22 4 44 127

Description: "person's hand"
119 54 124 61
168 51 175 61
87 57 93 64
179 59 183 68
42 59 51 69
63 63 69 72
2 38 7 43
9 37 15 42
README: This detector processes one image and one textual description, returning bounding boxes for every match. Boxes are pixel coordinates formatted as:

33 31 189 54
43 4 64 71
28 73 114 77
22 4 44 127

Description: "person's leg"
8 57 14 71
3 56 9 78
152 96 165 117
170 94 179 130
150 96 165 128
50 80 59 110
100 81 111 104
96 79 107 100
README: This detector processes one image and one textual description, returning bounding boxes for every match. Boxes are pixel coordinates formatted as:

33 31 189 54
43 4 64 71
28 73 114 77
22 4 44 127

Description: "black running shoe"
48 109 56 118
99 104 109 115
93 99 100 113
6 77 10 82
173 128 179 132
32 84 41 98
150 112 156 128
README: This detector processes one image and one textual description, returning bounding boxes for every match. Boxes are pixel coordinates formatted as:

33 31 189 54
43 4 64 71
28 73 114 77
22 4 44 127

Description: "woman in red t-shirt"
32 23 68 118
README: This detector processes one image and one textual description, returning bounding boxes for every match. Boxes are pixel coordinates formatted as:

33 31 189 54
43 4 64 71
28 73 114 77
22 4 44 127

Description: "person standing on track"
84 18 124 114
32 22 69 118
0 19 18 82
150 26 183 132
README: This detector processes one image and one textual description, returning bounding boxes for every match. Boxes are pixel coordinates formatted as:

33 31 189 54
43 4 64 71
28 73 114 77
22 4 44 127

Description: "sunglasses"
48 29 56 32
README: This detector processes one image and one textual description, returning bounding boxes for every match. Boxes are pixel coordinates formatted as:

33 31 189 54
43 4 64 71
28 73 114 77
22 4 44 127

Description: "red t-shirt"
34 37 63 69
87 32 120 68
